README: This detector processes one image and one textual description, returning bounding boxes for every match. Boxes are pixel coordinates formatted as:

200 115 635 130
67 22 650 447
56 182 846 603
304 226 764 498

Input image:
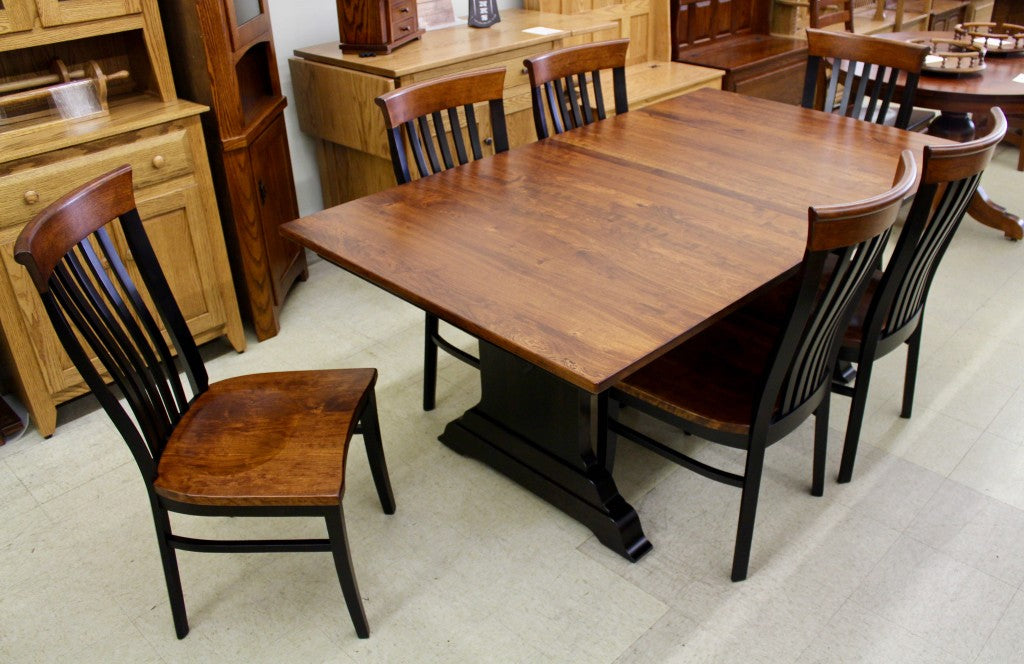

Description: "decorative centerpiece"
909 37 986 75
953 22 1024 56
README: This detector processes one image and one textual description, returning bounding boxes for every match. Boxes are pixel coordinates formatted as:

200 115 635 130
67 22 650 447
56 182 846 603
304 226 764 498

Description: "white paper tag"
1014 73 1024 84
523 26 562 35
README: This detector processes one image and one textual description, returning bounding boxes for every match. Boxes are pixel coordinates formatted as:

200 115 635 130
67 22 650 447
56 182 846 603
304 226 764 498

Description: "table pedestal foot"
439 342 651 561
969 187 1023 241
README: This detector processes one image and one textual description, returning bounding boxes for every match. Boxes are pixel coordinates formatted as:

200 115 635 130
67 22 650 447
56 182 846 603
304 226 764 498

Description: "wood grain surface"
282 88 946 394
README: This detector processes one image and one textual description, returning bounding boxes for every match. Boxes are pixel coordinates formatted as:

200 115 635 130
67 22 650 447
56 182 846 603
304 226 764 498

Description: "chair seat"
617 293 791 436
154 369 377 507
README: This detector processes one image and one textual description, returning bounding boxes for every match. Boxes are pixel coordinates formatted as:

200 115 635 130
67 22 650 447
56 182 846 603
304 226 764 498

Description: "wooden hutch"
159 0 308 341
0 0 245 436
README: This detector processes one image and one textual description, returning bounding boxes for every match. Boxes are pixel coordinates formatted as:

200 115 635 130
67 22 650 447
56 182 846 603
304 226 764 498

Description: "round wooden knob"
483 137 493 146
152 155 165 169
400 6 410 11
521 67 528 75
23 190 39 205
401 25 411 31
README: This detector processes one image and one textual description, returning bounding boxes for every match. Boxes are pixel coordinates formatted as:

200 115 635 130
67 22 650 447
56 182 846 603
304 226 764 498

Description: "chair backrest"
801 28 929 129
374 67 509 184
14 165 207 481
866 108 1007 346
809 0 855 31
524 38 629 140
760 150 916 432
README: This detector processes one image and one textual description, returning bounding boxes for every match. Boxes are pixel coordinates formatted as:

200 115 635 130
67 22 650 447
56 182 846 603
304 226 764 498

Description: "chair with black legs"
802 27 932 131
524 38 629 140
834 108 1007 483
15 165 396 640
375 67 509 411
606 151 916 581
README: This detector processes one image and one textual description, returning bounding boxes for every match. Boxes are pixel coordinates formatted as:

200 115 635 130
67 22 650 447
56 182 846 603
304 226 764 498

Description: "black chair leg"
423 314 439 411
838 358 874 484
812 397 829 497
901 325 922 419
151 503 189 639
732 440 767 582
360 390 396 514
326 507 370 639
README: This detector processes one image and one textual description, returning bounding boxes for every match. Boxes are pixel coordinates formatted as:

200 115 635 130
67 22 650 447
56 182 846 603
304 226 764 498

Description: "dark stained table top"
282 88 946 394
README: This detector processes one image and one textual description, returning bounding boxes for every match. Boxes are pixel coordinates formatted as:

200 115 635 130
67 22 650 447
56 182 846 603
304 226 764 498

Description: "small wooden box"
337 0 425 54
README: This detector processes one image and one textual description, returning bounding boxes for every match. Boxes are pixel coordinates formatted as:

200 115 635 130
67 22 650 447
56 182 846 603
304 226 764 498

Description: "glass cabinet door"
33 0 142 27
223 0 270 51
0 0 35 34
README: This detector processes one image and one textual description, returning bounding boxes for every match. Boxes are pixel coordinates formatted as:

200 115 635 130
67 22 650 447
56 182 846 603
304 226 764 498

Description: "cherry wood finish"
524 39 629 139
881 30 1024 239
375 68 509 411
671 0 808 104
802 28 929 128
158 0 308 341
834 108 1006 482
337 0 424 54
610 151 915 580
15 166 394 639
281 88 946 560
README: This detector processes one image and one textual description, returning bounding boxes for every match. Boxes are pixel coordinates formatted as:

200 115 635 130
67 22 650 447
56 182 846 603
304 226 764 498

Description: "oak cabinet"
0 0 244 436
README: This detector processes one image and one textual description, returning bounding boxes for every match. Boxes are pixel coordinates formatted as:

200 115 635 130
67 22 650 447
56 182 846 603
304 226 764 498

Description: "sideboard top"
294 9 617 78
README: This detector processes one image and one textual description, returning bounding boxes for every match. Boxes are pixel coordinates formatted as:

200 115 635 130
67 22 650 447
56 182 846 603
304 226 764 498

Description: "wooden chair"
607 151 916 581
810 0 856 29
524 39 629 140
802 28 930 130
14 166 396 640
375 67 509 410
834 108 1007 482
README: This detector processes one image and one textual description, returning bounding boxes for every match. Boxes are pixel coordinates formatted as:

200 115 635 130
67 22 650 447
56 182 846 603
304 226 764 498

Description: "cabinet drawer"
390 0 416 21
0 129 194 230
391 15 418 41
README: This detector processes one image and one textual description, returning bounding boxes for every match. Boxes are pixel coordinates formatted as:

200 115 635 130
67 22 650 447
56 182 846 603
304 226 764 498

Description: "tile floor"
1 145 1023 663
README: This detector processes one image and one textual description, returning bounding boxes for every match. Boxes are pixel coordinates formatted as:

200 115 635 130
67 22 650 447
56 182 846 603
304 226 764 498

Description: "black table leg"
439 341 651 561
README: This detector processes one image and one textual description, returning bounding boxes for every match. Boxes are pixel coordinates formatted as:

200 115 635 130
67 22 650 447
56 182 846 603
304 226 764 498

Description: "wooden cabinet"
0 0 244 436
159 0 307 342
337 0 424 54
291 9 722 206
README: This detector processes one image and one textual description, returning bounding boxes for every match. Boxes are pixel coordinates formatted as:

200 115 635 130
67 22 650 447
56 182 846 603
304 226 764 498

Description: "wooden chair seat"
617 301 788 437
155 369 377 507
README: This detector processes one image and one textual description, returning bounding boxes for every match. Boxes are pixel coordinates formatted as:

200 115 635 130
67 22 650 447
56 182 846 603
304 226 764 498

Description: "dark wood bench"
671 0 808 104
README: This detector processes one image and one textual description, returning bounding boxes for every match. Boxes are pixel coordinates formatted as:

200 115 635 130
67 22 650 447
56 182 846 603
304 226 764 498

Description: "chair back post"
754 150 917 432
809 0 855 30
375 67 508 183
802 28 929 128
14 165 207 476
863 109 1007 351
524 38 630 140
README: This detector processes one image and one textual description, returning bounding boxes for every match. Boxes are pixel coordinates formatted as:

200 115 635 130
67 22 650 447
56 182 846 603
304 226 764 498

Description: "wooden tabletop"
282 88 946 394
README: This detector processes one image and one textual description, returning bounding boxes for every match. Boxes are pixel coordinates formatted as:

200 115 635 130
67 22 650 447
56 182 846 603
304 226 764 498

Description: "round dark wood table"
885 31 1024 240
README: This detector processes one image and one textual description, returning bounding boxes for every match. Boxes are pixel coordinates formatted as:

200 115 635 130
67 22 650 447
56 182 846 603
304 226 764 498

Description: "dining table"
882 30 1024 240
280 87 946 561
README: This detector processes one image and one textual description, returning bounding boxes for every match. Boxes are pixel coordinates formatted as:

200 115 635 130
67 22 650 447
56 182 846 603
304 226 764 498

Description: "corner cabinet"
0 0 245 437
159 0 308 342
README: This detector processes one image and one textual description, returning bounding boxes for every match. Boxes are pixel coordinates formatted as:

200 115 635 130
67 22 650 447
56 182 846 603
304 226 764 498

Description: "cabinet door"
223 0 272 51
33 0 141 26
0 0 35 34
248 114 302 305
0 183 229 399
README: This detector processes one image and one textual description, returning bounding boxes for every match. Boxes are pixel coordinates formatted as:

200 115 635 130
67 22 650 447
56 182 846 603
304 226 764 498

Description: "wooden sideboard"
290 9 723 206
0 0 245 436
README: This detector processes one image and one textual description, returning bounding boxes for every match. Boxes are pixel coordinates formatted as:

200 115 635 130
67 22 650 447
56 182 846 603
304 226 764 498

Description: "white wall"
269 0 523 216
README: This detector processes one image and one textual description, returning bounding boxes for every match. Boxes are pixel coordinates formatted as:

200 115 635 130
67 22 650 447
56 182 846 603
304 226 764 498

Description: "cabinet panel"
248 114 302 307
0 0 34 34
34 0 141 26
